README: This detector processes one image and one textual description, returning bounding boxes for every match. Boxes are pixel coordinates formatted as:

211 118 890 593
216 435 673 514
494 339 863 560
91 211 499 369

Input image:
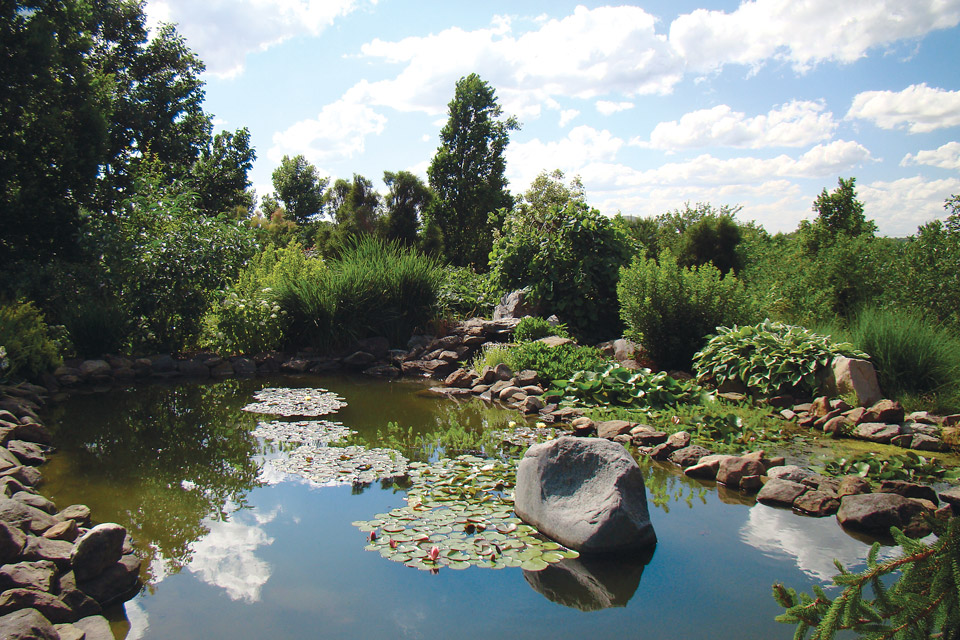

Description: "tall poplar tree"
427 74 518 269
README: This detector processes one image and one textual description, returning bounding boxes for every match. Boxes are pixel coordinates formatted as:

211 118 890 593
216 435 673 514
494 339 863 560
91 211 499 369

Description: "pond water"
39 375 890 639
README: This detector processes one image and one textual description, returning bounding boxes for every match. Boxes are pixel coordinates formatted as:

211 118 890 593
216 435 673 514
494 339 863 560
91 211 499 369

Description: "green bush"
276 237 443 348
202 243 325 354
437 266 500 319
693 320 867 397
61 299 130 358
834 307 960 410
618 249 756 371
513 317 570 342
547 364 703 408
474 341 608 383
0 300 61 380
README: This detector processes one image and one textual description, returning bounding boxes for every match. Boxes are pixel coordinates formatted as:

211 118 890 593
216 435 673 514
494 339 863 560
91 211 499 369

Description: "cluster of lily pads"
251 419 355 445
273 444 409 486
353 455 579 572
241 387 347 417
491 420 560 448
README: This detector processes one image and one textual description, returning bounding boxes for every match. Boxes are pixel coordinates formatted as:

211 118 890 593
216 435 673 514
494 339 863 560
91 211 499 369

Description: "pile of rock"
778 397 957 452
0 385 141 639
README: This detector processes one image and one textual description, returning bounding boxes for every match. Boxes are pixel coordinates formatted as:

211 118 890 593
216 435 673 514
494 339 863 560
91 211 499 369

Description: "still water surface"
39 375 885 639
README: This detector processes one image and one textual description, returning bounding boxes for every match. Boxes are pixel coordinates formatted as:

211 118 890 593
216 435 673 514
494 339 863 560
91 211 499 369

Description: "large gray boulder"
0 608 59 640
522 552 650 611
515 436 657 553
71 523 126 581
837 493 931 539
493 290 539 320
824 357 882 407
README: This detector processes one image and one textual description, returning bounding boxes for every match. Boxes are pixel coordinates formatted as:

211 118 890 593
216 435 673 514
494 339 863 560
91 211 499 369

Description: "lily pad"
242 387 347 417
251 419 354 445
270 445 408 486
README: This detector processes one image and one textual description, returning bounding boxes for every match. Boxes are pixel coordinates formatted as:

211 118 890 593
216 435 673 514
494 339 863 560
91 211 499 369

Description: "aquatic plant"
250 420 354 446
271 445 408 486
546 364 704 409
241 387 347 417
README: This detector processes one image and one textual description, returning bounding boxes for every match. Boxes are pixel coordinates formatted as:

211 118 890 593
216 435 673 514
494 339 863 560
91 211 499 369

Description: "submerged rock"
523 551 651 611
515 436 656 553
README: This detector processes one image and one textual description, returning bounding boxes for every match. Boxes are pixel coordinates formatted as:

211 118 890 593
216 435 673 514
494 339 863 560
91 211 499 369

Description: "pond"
39 375 892 639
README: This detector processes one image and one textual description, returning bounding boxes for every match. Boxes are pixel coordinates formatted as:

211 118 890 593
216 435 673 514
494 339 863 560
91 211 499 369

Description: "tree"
802 177 876 253
898 195 960 331
427 73 518 269
331 174 381 237
190 127 256 217
271 155 327 224
383 170 433 246
677 214 743 275
0 0 110 265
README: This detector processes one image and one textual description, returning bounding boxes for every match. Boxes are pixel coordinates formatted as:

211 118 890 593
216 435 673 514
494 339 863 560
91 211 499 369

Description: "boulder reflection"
523 548 654 611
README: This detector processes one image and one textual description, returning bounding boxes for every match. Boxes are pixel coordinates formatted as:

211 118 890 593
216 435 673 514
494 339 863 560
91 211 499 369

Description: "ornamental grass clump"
692 319 868 397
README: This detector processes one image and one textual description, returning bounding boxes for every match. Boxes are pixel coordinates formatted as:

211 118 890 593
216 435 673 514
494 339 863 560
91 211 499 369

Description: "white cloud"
638 100 838 150
267 87 388 168
558 109 580 127
669 0 960 74
901 141 960 170
507 125 625 191
187 509 277 602
146 0 367 78
847 84 960 133
859 175 960 235
596 101 634 116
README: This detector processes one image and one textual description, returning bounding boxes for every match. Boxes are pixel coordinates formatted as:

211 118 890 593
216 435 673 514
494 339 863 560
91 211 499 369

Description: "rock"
79 360 111 378
844 406 867 425
837 493 932 539
361 364 400 378
666 431 691 449
793 491 840 516
55 623 86 640
822 415 852 437
444 369 478 389
6 440 46 466
830 398 852 412
0 521 26 562
766 395 795 409
878 480 939 504
908 433 948 452
837 476 872 497
0 589 75 623
814 408 843 430
779 409 797 421
56 505 91 527
596 420 634 440
401 359 455 379
907 411 943 425
827 357 882 407
493 363 513 381
757 478 808 507
342 351 376 368
477 366 498 386
570 418 596 437
209 361 234 377
515 436 657 553
177 359 210 377
74 614 114 640
716 457 766 489
766 465 818 484
522 553 648 611
863 399 905 424
0 560 57 592
10 423 52 446
22 536 73 568
497 386 526 404
0 497 56 533
668 445 712 468
521 396 545 414
536 336 575 348
939 487 960 514
71 523 126 582
810 396 831 417
0 446 20 473
0 608 60 640
76 553 141 607
148 354 177 373
13 491 56 514
42 519 79 542
684 454 736 480
852 422 901 443
493 290 538 320
57 585 101 620
7 465 42 488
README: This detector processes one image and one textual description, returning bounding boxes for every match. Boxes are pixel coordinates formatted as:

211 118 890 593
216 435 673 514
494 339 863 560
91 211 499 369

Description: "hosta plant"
692 320 868 397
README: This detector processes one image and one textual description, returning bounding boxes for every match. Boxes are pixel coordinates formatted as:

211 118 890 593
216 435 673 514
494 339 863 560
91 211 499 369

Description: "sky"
144 0 960 236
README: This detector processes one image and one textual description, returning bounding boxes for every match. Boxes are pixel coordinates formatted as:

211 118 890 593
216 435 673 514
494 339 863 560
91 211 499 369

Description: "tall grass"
832 307 960 413
276 237 443 348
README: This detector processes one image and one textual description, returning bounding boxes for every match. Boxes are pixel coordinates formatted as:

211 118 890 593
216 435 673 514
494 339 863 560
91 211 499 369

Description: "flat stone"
779 409 797 421
596 420 634 439
71 523 126 582
837 475 872 497
0 589 75 623
10 423 52 446
668 445 712 468
0 560 57 592
837 493 932 539
536 336 575 348
852 422 901 443
666 431 691 449
0 608 59 640
42 519 79 542
55 623 86 640
630 429 668 446
56 505 91 527
766 465 817 484
822 415 852 437
906 411 943 425
793 491 840 516
13 491 56 515
6 441 46 466
909 433 948 452
878 480 938 504
0 447 20 473
0 520 26 562
515 436 656 553
74 614 114 640
938 487 960 513
444 368 478 389
716 457 765 489
22 536 73 568
684 454 736 480
0 497 56 533
57 585 101 620
864 399 905 424
79 360 111 377
757 478 808 507
7 465 42 487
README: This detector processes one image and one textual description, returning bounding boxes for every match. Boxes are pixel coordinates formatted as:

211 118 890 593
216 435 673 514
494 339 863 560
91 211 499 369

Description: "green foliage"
693 320 868 397
437 267 501 319
271 154 328 224
513 317 570 343
804 177 876 253
490 171 632 340
189 127 256 217
677 214 743 275
202 243 326 354
61 298 130 358
276 237 443 348
546 365 703 409
330 174 382 239
0 300 61 381
774 518 960 640
473 341 608 384
618 249 756 371
383 170 433 247
814 451 960 484
831 307 960 408
687 409 788 453
428 73 518 269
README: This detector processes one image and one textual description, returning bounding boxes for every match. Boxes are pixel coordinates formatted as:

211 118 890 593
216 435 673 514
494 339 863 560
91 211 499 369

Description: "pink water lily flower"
428 546 440 562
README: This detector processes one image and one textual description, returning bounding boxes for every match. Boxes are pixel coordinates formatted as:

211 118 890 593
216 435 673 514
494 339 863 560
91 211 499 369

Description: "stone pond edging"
0 383 141 639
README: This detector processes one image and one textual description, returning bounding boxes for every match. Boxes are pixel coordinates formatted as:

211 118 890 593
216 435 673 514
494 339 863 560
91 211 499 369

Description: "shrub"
61 299 130 358
618 249 756 371
474 341 609 383
547 364 702 408
0 300 61 380
437 266 500 319
202 243 325 354
276 237 444 348
513 317 570 342
693 320 867 397
834 307 960 409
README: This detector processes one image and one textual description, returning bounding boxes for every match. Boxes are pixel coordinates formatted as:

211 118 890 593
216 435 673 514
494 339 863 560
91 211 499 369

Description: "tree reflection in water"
637 456 709 512
44 378 265 584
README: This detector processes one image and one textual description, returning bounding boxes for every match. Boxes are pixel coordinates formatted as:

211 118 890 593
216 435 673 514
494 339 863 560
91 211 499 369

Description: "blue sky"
146 0 960 236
